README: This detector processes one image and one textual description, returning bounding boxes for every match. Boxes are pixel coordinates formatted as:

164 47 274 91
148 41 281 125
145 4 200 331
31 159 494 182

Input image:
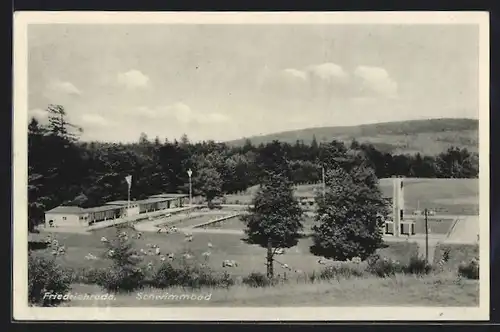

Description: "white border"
13 11 490 321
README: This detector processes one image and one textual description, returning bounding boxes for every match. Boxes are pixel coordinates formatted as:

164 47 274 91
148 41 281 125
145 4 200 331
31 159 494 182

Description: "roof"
45 206 85 214
294 192 317 198
136 197 173 205
149 193 188 198
84 205 124 213
105 200 130 206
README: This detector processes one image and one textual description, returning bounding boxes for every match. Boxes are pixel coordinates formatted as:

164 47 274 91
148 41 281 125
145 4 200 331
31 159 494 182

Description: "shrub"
151 261 234 289
96 266 145 292
75 267 108 285
458 258 479 279
404 255 433 275
242 272 272 288
97 231 145 293
366 254 404 277
319 262 365 280
308 270 318 283
28 254 72 306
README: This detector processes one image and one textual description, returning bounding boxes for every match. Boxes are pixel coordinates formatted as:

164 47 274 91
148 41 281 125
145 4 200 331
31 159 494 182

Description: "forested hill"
227 118 479 155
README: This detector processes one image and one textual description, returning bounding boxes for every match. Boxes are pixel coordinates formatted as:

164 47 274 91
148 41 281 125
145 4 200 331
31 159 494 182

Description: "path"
443 216 479 244
178 228 245 235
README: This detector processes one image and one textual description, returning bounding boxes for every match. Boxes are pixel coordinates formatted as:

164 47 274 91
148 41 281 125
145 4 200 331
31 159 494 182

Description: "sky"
27 24 479 143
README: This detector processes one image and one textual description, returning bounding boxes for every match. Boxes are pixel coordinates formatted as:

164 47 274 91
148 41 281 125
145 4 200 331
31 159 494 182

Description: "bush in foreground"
150 261 234 289
458 258 479 279
242 272 273 287
366 254 405 277
97 231 145 293
28 254 73 306
97 266 146 292
318 261 366 280
404 255 433 275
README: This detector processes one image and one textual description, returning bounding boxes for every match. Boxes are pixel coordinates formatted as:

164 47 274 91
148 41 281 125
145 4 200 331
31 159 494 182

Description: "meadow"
32 217 480 307
35 227 416 277
30 177 480 307
33 177 479 277
65 272 479 307
226 178 479 216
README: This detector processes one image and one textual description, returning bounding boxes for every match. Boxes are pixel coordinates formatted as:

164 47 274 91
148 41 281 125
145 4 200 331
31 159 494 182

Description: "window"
63 217 67 220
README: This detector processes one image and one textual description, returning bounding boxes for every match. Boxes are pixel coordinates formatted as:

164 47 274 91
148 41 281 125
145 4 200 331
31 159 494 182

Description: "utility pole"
424 208 429 263
187 169 193 216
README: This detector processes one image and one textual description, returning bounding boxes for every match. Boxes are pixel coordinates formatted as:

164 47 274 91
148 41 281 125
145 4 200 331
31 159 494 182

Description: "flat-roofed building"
85 205 124 224
148 193 188 208
136 197 170 213
44 206 88 228
105 200 140 217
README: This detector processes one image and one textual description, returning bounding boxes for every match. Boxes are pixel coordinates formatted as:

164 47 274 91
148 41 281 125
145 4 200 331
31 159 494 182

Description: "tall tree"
437 147 477 178
256 140 292 182
310 162 388 261
242 171 303 278
46 104 82 141
193 167 223 207
28 106 84 230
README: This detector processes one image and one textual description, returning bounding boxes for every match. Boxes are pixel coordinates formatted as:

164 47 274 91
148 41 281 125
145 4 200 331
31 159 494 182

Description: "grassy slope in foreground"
66 273 478 307
227 118 478 155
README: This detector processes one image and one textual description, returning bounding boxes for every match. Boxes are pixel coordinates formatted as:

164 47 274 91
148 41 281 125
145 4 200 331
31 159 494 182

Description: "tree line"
28 104 478 231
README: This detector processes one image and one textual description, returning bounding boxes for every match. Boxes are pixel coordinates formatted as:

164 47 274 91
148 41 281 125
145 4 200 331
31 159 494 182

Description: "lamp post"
187 169 193 212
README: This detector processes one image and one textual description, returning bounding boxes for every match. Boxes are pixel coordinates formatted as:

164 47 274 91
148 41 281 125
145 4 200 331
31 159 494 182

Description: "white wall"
44 213 87 228
125 205 140 217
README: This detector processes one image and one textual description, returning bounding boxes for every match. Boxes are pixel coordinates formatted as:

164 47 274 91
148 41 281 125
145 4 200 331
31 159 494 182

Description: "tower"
392 176 404 237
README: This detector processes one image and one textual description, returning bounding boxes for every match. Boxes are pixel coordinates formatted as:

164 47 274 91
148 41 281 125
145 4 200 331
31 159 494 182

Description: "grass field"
225 178 479 216
223 178 477 236
65 273 478 307
32 222 482 307
31 177 479 307
35 226 418 279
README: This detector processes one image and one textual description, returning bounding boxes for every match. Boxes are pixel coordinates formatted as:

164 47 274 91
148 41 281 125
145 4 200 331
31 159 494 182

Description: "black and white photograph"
13 12 489 321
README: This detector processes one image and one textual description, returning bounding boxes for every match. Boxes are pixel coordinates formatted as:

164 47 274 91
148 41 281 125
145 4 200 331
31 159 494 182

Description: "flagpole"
125 175 132 216
128 185 130 210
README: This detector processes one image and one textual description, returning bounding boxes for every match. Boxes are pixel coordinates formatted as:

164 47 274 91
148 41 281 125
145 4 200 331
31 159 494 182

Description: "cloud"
117 70 150 89
168 102 193 124
80 113 112 127
354 66 398 99
282 68 308 82
135 102 230 125
204 112 230 124
280 63 349 84
306 63 349 82
47 80 81 96
28 108 49 123
266 63 398 102
265 63 351 102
